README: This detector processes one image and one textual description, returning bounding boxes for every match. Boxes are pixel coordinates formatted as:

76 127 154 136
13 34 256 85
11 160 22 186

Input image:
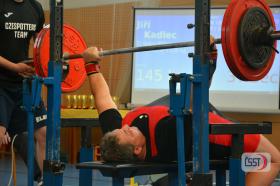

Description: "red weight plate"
35 24 87 92
222 0 276 81
34 27 48 76
221 0 243 80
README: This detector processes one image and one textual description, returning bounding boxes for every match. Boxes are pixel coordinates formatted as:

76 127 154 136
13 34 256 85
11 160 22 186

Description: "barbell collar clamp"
187 23 195 29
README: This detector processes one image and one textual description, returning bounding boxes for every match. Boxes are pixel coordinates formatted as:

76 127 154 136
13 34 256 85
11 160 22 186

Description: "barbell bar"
63 38 222 60
28 29 279 63
24 30 280 64
63 30 280 61
25 38 223 64
63 26 280 60
25 39 222 64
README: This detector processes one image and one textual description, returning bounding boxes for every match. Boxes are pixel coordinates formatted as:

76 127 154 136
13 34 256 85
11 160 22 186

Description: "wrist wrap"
85 61 100 76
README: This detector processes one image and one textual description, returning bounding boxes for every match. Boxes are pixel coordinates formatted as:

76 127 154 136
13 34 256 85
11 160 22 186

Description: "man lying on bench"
81 41 280 186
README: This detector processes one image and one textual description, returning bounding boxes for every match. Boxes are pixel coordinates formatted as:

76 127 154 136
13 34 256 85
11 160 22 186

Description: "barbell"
63 39 223 60
33 0 279 92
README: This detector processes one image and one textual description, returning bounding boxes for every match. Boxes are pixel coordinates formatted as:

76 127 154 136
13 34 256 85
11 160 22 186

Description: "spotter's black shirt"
0 0 44 84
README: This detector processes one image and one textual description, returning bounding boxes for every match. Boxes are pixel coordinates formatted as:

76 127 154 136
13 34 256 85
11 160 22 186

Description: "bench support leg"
229 158 245 186
168 172 178 186
216 169 226 186
79 147 93 186
230 134 245 186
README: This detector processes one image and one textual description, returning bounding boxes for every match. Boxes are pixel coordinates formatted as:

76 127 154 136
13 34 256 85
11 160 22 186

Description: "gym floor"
0 154 279 186
0 154 151 186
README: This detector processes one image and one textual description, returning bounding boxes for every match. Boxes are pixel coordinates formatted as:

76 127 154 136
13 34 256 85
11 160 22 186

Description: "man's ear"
133 145 142 156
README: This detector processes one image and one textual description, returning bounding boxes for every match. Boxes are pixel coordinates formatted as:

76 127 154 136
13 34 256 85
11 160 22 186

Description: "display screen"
131 7 280 113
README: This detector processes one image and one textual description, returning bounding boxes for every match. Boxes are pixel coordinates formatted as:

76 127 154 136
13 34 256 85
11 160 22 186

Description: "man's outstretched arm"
82 47 117 115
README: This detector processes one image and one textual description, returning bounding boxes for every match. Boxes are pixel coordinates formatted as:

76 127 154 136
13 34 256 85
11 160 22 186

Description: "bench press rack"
22 74 272 186
22 0 274 185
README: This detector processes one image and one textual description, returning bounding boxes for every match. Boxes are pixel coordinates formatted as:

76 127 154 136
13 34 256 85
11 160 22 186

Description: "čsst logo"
241 153 271 172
